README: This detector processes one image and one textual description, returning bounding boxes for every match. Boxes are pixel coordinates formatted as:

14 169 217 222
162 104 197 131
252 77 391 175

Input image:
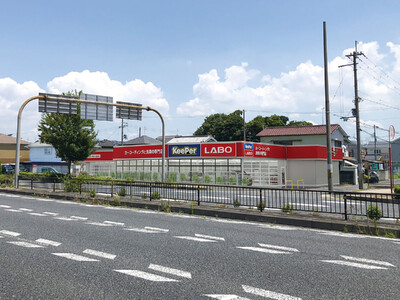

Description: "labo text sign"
201 143 236 157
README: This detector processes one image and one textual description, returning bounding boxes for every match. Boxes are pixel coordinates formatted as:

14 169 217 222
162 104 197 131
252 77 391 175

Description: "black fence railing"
17 176 400 219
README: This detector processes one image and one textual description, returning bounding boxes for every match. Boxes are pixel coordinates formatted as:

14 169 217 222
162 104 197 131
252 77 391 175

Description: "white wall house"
25 143 68 174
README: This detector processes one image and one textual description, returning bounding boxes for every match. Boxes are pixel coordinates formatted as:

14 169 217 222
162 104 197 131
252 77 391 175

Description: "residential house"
0 133 30 164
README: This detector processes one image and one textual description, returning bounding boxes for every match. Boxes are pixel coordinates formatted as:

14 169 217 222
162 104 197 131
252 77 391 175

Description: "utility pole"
323 21 333 191
346 42 364 189
243 109 246 142
119 119 128 146
374 125 377 161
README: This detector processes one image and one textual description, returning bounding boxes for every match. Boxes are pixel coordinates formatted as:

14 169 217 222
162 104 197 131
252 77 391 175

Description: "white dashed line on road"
236 246 291 254
5 209 22 213
144 226 169 233
7 241 44 248
104 221 125 226
174 236 217 243
29 213 47 217
0 205 11 208
195 234 225 241
148 264 192 279
36 238 62 247
114 270 179 282
43 212 59 216
0 230 21 237
83 249 116 260
52 253 100 262
242 284 302 300
18 208 33 212
258 243 299 252
341 255 396 267
70 216 88 221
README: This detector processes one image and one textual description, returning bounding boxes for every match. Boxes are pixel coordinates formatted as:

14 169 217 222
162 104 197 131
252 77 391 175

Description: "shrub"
192 174 199 183
153 173 158 182
118 187 126 197
367 204 382 221
141 193 147 199
151 191 161 200
281 204 293 213
89 188 96 198
180 173 186 182
257 200 266 212
394 185 400 199
112 195 121 206
63 177 80 192
233 199 241 208
242 178 250 186
229 177 236 185
216 177 223 184
0 174 13 186
205 175 211 183
160 200 171 213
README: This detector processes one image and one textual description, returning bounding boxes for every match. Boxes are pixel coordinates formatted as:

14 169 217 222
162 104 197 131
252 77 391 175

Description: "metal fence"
17 176 400 219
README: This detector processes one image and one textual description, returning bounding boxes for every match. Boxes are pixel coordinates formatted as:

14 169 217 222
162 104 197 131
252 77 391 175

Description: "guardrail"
17 176 400 219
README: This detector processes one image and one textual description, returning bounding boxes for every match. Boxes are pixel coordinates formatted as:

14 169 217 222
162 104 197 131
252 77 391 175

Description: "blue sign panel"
244 143 253 150
169 144 201 157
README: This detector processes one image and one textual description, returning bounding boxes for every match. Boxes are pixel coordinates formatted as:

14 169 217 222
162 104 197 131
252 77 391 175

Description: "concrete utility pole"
243 109 246 142
346 42 364 189
323 21 333 191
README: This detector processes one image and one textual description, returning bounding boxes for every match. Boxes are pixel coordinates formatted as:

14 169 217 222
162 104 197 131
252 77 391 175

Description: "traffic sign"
38 93 78 114
80 93 113 121
116 101 142 120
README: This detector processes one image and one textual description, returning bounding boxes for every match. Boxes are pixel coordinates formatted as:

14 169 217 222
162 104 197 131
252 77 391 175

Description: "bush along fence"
16 176 400 220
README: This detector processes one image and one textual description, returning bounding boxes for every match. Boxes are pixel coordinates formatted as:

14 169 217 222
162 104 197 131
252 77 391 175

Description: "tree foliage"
194 110 244 141
194 111 312 142
38 90 97 174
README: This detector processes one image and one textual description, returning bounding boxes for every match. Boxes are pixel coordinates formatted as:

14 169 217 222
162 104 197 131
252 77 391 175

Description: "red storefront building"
84 141 343 188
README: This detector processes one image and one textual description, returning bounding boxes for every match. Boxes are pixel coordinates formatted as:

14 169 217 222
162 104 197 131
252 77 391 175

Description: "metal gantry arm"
14 95 166 187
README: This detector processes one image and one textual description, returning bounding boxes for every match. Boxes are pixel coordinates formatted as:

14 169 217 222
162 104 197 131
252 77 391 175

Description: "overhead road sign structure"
80 93 113 121
38 93 78 114
116 101 142 120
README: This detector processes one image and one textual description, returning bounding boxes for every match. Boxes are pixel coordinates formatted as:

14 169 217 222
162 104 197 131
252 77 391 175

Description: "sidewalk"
1 186 399 239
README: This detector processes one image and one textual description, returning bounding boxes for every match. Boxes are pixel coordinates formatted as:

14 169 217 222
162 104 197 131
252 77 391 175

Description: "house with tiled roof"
256 124 350 148
0 133 30 164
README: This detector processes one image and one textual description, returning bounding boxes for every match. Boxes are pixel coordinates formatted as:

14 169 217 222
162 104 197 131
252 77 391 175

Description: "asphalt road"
1 192 399 299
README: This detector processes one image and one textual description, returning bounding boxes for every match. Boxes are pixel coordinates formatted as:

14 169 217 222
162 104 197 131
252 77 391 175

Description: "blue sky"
1 0 400 144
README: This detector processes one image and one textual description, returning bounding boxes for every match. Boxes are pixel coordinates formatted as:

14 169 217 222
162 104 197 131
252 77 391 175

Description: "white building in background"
25 143 68 174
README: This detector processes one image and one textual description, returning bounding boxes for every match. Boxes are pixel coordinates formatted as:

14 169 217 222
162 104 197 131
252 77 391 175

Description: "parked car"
1 165 14 174
369 171 379 183
40 167 62 174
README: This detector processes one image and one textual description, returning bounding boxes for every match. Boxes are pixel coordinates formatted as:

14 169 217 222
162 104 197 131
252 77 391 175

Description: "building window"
44 148 52 155
334 140 342 147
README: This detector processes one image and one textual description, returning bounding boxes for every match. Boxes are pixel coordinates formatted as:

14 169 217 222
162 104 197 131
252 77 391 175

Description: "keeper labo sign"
201 143 236 157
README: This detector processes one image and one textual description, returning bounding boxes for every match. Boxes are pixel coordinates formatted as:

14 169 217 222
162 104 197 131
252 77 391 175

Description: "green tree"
288 120 313 126
194 110 244 141
265 114 288 127
245 115 265 142
38 91 97 174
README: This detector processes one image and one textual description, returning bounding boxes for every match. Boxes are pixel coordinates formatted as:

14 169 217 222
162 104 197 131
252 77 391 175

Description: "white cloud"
0 78 43 141
0 71 169 142
177 41 400 142
47 70 169 114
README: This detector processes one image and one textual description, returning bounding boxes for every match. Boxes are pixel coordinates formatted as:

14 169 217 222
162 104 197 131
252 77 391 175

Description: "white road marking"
43 212 59 216
52 253 99 262
145 226 169 233
29 213 47 216
86 222 113 226
321 260 387 270
195 234 225 241
104 221 125 226
70 216 88 220
341 255 395 267
318 232 366 239
0 230 21 237
148 264 192 279
36 238 62 247
7 241 44 248
125 227 164 233
242 285 302 300
35 198 53 202
114 270 179 282
54 217 78 221
174 236 217 243
0 205 11 208
236 246 291 254
83 249 116 260
19 208 33 212
258 243 299 252
204 295 251 300
5 209 22 212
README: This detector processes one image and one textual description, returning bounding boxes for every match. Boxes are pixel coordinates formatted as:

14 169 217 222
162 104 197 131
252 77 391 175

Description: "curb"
1 187 399 238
